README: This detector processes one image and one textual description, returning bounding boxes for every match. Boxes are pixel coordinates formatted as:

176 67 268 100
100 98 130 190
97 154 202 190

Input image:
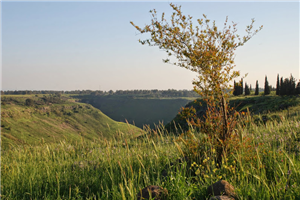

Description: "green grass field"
1 108 300 199
1 93 300 199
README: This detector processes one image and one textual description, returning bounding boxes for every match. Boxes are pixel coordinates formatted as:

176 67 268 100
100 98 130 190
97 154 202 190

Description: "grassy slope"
76 95 194 128
165 93 300 132
1 95 143 149
2 108 300 199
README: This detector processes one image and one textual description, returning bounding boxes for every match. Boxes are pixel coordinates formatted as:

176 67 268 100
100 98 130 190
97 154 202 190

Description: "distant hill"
1 95 143 149
76 95 194 128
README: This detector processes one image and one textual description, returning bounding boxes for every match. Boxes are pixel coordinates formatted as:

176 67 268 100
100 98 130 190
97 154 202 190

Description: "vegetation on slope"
166 93 300 133
1 95 143 150
1 108 300 199
1 94 300 199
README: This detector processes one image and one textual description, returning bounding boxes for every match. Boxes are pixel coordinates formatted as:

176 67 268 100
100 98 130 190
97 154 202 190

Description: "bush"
25 98 35 106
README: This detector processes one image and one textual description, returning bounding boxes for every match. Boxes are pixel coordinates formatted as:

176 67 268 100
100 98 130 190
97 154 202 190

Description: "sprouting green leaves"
131 3 262 100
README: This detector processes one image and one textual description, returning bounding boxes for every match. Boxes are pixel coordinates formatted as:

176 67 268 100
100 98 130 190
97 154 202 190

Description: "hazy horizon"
2 1 299 91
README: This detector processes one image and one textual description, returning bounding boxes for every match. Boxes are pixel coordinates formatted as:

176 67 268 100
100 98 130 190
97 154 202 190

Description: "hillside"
165 94 300 132
2 101 300 199
1 95 144 149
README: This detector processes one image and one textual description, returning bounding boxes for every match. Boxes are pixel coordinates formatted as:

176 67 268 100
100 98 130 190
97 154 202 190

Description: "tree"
280 77 284 95
233 80 237 96
264 75 270 95
245 82 250 95
240 78 244 95
250 84 252 94
131 3 262 163
288 74 296 95
233 79 243 96
108 90 114 95
276 74 280 95
279 74 297 96
296 82 300 95
255 80 259 95
25 98 34 106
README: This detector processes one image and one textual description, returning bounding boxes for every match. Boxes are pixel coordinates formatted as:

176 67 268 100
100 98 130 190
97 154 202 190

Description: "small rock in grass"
136 185 168 200
207 180 236 198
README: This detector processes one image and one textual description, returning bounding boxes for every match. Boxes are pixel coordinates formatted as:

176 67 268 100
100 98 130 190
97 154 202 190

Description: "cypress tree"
233 79 244 96
264 75 270 95
233 80 237 96
276 74 280 95
283 78 289 96
289 74 296 95
239 82 241 95
255 80 259 95
245 82 250 95
296 82 300 95
280 77 284 95
241 78 244 95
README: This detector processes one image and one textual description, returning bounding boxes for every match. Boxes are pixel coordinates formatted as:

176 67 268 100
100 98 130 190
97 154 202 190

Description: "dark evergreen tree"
280 77 284 95
233 80 237 96
279 74 297 96
276 74 280 95
255 80 259 95
240 78 244 95
250 84 252 94
245 82 250 95
281 78 289 96
264 75 270 95
288 74 296 95
296 82 300 95
233 79 243 96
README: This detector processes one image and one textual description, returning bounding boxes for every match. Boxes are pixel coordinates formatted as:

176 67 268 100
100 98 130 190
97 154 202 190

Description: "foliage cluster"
1 94 66 107
232 73 300 97
277 74 300 96
233 79 244 96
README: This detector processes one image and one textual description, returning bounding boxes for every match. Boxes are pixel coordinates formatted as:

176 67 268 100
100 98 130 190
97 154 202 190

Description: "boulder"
207 180 236 198
136 185 168 200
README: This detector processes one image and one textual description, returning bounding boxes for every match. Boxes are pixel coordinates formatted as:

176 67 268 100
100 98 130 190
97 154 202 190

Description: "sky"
2 1 299 91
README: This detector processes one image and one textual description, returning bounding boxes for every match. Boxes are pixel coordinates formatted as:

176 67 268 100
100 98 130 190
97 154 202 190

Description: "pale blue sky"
2 1 299 91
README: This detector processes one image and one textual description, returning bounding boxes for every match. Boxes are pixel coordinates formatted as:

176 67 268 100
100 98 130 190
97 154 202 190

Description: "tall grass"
1 114 300 199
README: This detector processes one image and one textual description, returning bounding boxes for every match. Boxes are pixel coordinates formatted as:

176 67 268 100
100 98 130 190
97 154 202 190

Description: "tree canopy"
131 3 263 100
